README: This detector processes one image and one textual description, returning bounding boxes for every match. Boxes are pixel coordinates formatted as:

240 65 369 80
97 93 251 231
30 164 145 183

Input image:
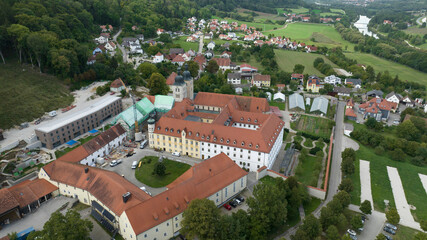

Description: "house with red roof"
358 98 397 121
172 55 185 66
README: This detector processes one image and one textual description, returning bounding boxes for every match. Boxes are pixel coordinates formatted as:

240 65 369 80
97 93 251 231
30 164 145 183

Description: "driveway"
0 196 74 236
349 204 386 240
102 147 203 196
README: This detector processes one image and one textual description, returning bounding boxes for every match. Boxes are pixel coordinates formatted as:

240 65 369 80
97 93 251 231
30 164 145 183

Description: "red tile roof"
346 98 354 107
253 74 271 82
126 153 248 235
211 58 231 67
111 79 124 89
172 55 185 63
0 188 19 215
291 73 304 79
8 179 58 208
43 160 151 216
194 92 269 113
345 108 357 117
166 72 177 85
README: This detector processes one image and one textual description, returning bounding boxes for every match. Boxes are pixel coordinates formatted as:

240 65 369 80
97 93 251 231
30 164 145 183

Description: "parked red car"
223 203 232 211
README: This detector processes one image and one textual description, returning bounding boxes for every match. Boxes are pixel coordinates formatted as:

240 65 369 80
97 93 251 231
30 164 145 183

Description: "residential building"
169 48 185 55
345 78 362 88
252 74 271 88
402 96 415 107
324 75 341 85
366 90 384 98
289 93 305 111
358 98 397 121
385 91 403 104
207 41 216 50
153 52 164 63
307 76 321 93
148 92 284 172
110 78 125 93
105 41 116 52
291 73 304 85
35 96 122 149
171 55 185 66
310 97 328 115
277 84 286 92
211 58 232 71
334 87 351 97
227 73 241 85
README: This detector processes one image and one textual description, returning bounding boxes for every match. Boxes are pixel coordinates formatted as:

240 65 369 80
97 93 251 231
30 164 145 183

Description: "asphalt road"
113 28 128 63
102 147 202 196
326 101 345 202
349 204 386 240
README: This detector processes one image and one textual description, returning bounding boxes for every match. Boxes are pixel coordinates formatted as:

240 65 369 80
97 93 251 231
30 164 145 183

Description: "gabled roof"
110 78 124 88
345 108 357 117
253 75 271 82
289 93 305 110
211 58 231 67
166 72 177 85
194 92 269 112
0 189 19 215
7 179 58 208
310 97 328 114
43 160 151 216
126 153 248 235
172 55 185 63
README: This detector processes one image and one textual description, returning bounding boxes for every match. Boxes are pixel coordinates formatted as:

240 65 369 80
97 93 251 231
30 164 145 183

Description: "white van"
140 140 148 149
172 152 181 157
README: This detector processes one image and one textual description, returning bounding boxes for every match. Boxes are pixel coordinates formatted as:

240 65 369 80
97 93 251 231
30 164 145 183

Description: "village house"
227 73 242 85
358 98 397 121
345 78 362 88
306 76 322 93
153 52 164 63
252 74 271 88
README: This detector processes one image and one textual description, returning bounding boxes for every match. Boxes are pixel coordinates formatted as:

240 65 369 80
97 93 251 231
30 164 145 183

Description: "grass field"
345 52 427 87
320 12 341 17
295 154 322 187
291 115 333 139
285 7 310 14
303 197 322 215
172 38 199 52
237 8 286 22
303 138 313 148
269 101 286 110
274 50 339 76
393 225 424 240
135 156 191 188
265 23 355 51
351 144 427 221
0 61 74 129
330 9 345 14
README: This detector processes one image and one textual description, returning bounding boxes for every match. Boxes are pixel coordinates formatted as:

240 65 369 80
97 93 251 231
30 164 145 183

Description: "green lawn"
172 38 199 52
320 12 342 17
393 225 425 240
54 134 99 158
269 101 286 110
304 197 322 216
345 52 427 87
315 141 325 149
236 56 265 72
0 61 74 129
274 50 339 77
291 115 333 139
266 23 355 51
330 9 346 14
294 154 322 187
237 8 286 22
135 156 191 188
286 7 310 14
352 144 427 221
303 138 313 148
419 43 427 50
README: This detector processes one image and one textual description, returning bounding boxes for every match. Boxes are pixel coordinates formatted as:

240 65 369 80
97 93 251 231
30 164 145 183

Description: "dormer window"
207 136 210 140
165 127 168 132
213 137 217 141
157 127 160 130
233 140 236 144
220 138 224 143
196 132 199 137
255 119 258 123
226 139 230 143
256 144 259 149
201 135 205 139
241 142 245 146
170 128 174 133
240 117 244 121
248 118 251 122
189 131 192 136
249 143 252 147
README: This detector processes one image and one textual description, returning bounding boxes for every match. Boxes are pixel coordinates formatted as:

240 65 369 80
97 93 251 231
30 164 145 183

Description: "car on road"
140 140 148 149
229 200 238 208
385 223 398 231
383 227 396 235
347 233 357 240
236 196 245 202
110 159 122 167
234 198 242 205
361 215 366 223
347 229 357 236
132 161 138 169
172 152 181 157
223 204 232 211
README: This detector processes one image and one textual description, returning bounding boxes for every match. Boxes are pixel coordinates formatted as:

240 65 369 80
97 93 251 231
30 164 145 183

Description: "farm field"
403 26 427 36
173 38 199 52
135 156 191 188
274 50 339 76
237 8 286 22
350 144 427 221
290 114 333 139
282 7 310 14
265 23 356 50
0 61 74 129
345 52 427 87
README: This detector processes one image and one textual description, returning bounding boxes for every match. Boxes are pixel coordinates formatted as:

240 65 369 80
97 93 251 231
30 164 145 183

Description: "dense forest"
0 0 302 87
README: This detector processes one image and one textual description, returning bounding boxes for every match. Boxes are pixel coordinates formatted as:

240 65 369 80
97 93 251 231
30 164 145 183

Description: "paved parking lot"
102 147 203 196
0 196 74 236
220 189 252 215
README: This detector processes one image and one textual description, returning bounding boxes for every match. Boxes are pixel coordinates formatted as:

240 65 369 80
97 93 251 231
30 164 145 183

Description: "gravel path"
419 173 427 195
386 166 422 231
359 160 373 208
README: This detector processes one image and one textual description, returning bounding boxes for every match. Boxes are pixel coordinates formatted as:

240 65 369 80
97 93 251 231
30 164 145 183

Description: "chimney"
84 168 89 174
122 192 131 203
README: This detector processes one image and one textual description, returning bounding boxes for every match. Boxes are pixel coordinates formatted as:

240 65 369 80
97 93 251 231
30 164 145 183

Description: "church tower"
173 67 187 102
183 64 194 100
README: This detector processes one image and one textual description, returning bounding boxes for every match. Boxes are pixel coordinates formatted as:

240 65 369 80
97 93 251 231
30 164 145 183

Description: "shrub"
374 146 384 155
310 147 322 155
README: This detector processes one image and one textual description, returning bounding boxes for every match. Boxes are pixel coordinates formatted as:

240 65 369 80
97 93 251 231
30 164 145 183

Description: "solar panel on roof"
92 200 104 213
102 209 116 222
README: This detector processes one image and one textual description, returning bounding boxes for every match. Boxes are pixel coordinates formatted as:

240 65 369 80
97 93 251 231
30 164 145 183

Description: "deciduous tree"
360 200 372 215
326 225 340 240
338 178 354 193
386 207 400 225
181 199 220 240
147 73 169 95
